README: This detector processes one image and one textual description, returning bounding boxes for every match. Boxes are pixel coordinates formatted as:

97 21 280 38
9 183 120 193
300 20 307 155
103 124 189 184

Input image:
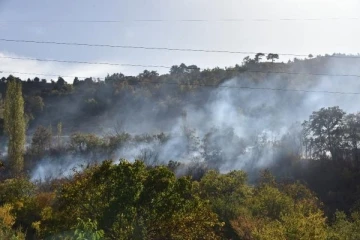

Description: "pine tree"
4 79 26 176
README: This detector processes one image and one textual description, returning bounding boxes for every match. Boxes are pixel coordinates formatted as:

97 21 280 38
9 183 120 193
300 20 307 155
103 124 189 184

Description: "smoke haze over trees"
1 54 360 238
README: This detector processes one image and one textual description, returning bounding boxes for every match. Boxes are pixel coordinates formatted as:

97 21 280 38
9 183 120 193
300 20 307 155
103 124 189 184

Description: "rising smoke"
30 58 360 181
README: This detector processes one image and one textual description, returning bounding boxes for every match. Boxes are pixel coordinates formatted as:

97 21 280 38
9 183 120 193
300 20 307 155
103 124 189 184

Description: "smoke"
28 58 360 180
0 145 7 159
30 156 87 182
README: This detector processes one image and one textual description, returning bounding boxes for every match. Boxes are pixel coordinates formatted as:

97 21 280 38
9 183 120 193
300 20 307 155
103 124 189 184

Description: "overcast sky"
0 0 359 81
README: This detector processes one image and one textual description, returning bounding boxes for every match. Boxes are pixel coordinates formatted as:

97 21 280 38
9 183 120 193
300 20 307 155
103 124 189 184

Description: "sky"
0 0 359 81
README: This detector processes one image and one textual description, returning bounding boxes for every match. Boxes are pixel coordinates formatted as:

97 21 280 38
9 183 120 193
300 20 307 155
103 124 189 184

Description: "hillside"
2 55 360 239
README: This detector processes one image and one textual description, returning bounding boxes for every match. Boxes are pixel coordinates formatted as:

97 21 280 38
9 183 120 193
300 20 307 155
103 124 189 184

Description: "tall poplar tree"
4 79 25 176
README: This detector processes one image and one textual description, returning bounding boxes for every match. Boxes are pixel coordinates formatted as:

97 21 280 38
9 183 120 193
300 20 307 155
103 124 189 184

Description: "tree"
170 65 182 75
84 78 94 85
25 96 44 117
0 203 26 239
104 73 125 85
47 161 222 239
196 170 250 238
4 79 26 176
302 107 346 160
72 218 104 240
266 53 279 62
56 77 65 87
328 211 360 239
230 181 327 240
254 53 265 63
0 94 4 119
170 63 200 75
138 70 159 80
343 113 360 161
243 56 252 65
30 126 52 158
73 77 80 86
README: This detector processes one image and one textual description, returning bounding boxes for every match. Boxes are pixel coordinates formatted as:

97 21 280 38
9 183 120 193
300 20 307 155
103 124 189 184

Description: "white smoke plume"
29 58 360 180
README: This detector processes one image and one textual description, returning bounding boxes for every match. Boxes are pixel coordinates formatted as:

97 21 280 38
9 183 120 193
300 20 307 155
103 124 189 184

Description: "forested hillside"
1 54 360 239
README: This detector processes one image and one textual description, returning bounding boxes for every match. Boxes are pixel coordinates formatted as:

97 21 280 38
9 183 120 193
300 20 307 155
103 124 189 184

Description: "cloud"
0 51 126 82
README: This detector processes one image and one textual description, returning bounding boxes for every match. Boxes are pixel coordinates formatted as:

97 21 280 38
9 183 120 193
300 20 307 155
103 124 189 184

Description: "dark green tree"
30 126 52 158
303 106 346 160
343 113 360 161
4 79 26 176
266 53 279 62
254 53 265 63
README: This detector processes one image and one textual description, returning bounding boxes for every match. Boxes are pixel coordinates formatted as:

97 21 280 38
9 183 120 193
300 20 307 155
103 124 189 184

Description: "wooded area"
1 55 360 239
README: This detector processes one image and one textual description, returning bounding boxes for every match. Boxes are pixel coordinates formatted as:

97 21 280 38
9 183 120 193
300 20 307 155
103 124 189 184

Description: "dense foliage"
0 161 359 239
4 78 25 176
